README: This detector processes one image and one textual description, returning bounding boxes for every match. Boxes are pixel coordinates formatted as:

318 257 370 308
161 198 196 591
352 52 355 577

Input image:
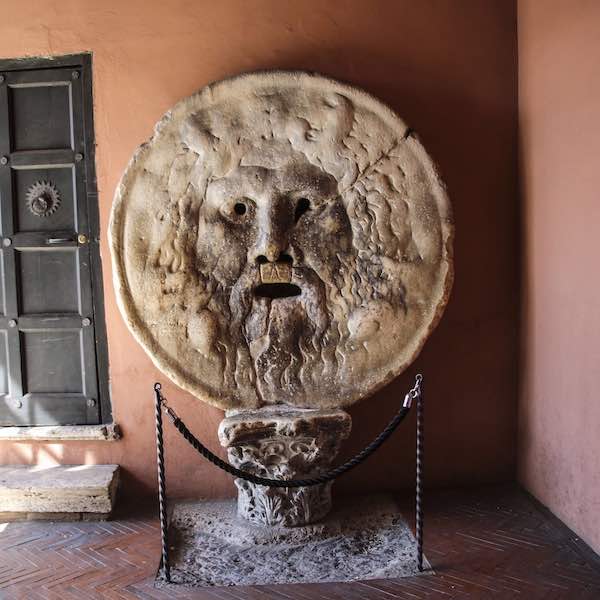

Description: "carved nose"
252 199 291 264
262 243 283 263
256 252 293 265
253 233 289 264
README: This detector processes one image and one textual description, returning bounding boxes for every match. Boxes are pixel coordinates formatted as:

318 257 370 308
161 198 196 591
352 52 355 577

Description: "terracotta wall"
518 0 600 554
0 1 519 499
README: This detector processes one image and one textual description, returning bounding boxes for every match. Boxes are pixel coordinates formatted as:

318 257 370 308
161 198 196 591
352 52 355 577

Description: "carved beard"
228 263 333 405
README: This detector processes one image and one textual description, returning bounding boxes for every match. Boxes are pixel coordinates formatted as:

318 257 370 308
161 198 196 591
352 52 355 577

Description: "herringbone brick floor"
1 485 599 599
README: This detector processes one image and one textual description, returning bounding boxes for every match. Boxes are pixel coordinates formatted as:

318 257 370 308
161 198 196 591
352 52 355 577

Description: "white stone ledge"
0 465 120 515
0 423 121 441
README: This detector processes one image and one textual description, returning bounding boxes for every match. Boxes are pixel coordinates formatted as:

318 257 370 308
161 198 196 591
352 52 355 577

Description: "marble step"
0 464 119 520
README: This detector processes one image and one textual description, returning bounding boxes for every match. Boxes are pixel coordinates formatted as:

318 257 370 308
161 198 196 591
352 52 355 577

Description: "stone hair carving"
110 71 453 410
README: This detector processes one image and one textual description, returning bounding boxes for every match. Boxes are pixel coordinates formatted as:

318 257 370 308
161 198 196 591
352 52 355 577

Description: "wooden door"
0 56 109 426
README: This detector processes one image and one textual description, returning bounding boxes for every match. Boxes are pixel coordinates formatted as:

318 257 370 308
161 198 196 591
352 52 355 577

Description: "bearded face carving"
110 72 453 410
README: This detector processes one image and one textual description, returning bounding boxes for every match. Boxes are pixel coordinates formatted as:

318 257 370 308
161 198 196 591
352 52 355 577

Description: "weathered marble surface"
160 495 428 587
0 465 119 515
110 71 453 410
218 406 351 526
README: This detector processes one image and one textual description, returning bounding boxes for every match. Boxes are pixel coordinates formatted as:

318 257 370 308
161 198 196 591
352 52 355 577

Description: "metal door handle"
47 237 74 244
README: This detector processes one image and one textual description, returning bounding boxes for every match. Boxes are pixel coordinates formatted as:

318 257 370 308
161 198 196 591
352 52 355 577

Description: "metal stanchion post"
416 380 424 572
154 383 171 583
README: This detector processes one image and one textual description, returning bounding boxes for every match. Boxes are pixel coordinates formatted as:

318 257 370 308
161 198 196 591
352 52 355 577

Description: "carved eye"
222 198 253 222
294 197 310 223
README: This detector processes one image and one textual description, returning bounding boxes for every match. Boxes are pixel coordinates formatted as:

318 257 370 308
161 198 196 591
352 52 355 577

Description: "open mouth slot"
254 283 301 299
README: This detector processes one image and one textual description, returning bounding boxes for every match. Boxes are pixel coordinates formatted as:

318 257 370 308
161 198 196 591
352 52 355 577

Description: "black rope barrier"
156 374 421 488
153 373 425 580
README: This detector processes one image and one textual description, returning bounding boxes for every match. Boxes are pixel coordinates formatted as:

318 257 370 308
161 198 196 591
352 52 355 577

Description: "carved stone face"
199 158 348 287
110 72 453 410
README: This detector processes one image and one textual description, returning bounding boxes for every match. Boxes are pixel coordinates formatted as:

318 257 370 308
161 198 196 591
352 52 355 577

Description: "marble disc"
110 71 453 410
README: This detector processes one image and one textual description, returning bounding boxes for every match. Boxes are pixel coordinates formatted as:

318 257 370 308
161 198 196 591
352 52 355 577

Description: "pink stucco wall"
518 0 600 554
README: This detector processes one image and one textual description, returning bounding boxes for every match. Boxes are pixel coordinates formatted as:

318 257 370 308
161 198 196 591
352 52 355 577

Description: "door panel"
17 249 80 314
0 331 7 395
10 83 73 152
0 57 106 426
0 252 5 315
22 330 84 394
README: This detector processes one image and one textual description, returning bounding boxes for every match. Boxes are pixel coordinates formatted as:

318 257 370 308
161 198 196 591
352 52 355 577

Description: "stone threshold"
0 464 120 519
0 511 111 522
0 423 121 441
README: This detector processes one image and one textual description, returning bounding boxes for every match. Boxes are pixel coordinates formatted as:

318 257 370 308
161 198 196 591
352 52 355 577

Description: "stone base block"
160 494 429 587
0 465 119 519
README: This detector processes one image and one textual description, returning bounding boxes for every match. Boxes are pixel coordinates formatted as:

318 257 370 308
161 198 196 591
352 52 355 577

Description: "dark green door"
0 56 109 426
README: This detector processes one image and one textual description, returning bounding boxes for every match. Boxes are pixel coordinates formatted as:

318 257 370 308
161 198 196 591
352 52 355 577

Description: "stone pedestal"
218 406 351 527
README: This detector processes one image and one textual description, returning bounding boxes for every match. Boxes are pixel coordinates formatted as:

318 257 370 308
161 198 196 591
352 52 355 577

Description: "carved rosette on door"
25 180 62 218
111 71 453 525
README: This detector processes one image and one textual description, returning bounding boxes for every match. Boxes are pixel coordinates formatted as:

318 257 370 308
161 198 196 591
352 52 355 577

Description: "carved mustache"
229 263 328 324
259 262 292 284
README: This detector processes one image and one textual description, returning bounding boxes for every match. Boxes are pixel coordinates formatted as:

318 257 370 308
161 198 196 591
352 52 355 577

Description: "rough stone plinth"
160 495 428 587
0 465 119 519
218 406 351 527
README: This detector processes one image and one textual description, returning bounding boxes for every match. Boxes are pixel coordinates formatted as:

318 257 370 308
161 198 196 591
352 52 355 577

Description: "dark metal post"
416 380 424 572
154 383 170 582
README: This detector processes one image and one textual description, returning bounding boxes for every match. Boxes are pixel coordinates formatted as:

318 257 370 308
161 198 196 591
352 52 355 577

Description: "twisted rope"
158 374 422 489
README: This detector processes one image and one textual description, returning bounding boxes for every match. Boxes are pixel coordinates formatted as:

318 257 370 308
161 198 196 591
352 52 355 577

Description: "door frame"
0 52 112 425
